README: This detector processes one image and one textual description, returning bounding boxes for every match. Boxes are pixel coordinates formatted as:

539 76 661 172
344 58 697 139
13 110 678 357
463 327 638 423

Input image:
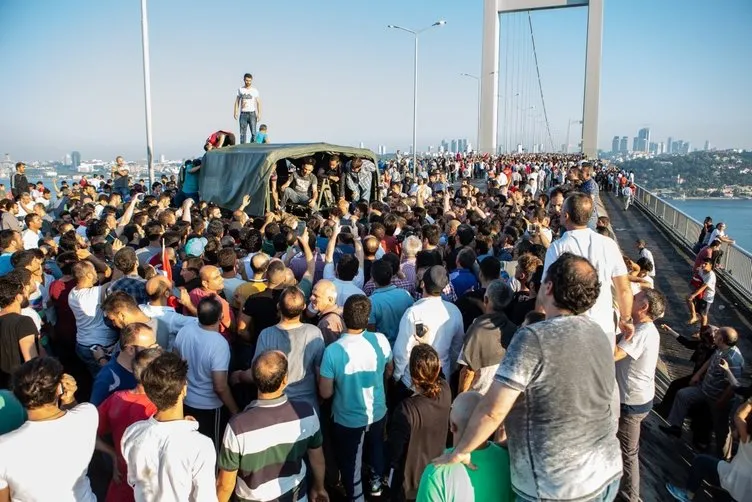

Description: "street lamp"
387 20 447 177
460 73 480 152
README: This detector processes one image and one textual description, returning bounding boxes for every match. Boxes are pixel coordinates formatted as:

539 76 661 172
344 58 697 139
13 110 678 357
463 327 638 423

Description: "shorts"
693 298 711 316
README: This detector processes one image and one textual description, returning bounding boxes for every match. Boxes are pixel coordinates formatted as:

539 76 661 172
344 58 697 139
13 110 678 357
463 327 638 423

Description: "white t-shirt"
698 269 717 303
237 86 260 113
393 296 464 388
68 286 118 346
21 229 40 250
543 228 628 349
638 248 656 277
0 403 98 502
616 322 660 406
122 417 217 502
707 228 725 245
139 304 197 350
323 262 365 306
173 323 231 409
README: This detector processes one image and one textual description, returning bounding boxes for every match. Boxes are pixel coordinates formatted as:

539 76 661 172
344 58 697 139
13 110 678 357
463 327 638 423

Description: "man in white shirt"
69 260 119 376
323 223 365 306
636 239 656 277
21 214 42 250
543 192 634 348
122 352 218 502
233 73 262 144
614 289 666 502
173 296 239 452
139 276 196 350
393 266 463 394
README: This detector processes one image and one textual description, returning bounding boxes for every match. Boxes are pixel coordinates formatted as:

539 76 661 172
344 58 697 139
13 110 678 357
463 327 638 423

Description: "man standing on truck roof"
234 73 262 144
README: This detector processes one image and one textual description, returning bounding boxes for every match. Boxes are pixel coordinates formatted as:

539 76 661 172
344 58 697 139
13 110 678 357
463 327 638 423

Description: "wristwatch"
621 316 634 324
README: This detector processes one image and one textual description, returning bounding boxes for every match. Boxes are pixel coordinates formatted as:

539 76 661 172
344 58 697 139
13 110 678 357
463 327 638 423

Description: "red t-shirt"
207 130 232 147
98 390 157 502
694 246 713 270
188 289 234 343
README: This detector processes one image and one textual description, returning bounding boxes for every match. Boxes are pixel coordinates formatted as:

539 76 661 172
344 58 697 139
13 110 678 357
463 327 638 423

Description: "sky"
0 0 750 161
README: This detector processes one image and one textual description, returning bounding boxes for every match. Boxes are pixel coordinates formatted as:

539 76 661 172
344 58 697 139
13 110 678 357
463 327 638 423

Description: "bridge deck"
601 191 752 502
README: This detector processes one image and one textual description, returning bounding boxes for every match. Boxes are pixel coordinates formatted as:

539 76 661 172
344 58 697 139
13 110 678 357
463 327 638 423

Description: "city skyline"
1 0 750 161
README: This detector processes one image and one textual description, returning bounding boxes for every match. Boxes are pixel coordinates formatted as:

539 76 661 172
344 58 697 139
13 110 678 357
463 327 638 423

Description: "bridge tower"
480 0 603 157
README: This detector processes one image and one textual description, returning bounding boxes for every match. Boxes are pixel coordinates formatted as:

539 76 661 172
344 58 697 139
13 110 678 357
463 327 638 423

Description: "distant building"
159 154 166 163
666 137 673 154
672 140 683 154
358 141 365 149
637 127 650 152
649 142 658 154
71 151 81 168
450 139 458 152
632 137 639 152
704 140 710 151
658 142 665 154
619 136 628 153
611 136 620 153
682 142 691 154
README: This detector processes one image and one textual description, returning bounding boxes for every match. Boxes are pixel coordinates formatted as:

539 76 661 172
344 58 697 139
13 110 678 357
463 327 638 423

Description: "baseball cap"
422 265 449 295
185 237 207 257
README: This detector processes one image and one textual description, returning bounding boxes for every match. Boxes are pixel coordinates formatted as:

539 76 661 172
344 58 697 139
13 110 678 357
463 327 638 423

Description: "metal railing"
633 185 752 305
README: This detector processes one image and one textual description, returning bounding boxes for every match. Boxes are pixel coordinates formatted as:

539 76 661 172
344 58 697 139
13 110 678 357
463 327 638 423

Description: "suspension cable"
527 12 554 151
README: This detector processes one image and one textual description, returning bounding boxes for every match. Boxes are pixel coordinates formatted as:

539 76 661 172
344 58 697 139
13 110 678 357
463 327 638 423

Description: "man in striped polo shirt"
216 350 328 502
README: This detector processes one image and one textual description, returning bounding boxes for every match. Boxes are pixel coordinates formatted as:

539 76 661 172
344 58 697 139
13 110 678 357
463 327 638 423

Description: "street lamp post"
140 0 155 188
387 20 446 177
460 73 480 152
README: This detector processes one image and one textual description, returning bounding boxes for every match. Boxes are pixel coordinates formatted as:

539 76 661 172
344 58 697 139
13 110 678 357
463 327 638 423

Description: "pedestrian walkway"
603 191 751 501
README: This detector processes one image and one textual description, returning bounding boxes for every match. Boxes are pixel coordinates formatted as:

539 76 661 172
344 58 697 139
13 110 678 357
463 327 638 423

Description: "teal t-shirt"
255 132 267 143
320 331 392 428
416 443 514 502
0 390 26 436
181 166 199 193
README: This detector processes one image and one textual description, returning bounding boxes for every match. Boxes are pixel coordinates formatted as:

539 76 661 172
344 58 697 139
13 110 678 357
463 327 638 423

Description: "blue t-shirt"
182 166 199 194
450 268 479 297
0 253 13 277
90 358 137 406
368 285 415 345
255 132 267 143
320 331 392 428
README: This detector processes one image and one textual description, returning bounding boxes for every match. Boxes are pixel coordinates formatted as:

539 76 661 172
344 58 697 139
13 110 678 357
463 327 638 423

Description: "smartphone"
415 323 426 338
171 286 181 298
296 220 307 237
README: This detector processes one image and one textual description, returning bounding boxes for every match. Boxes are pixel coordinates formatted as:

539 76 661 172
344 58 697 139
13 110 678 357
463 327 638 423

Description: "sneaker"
666 483 693 502
659 425 682 438
368 477 383 497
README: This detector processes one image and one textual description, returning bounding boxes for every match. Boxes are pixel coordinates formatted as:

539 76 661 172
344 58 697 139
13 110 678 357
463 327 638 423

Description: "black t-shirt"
505 291 537 326
242 288 284 340
0 313 39 389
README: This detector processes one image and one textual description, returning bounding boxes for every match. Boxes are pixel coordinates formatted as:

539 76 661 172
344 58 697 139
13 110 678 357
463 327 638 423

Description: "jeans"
668 386 733 458
333 416 386 501
114 186 130 200
516 478 620 502
281 187 312 208
686 454 721 493
617 411 649 502
75 343 103 378
239 111 257 144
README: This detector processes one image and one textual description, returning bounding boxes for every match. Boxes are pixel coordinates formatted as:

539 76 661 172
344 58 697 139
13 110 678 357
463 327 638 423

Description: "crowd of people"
0 148 749 502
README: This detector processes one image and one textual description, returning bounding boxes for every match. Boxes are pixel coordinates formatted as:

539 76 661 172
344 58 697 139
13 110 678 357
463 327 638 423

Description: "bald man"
306 279 343 345
246 287 325 410
218 350 328 502
233 252 270 309
189 265 235 343
139 276 197 349
416 392 514 502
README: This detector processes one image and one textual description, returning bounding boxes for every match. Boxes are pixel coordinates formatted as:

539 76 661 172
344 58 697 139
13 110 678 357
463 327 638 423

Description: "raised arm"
115 193 143 236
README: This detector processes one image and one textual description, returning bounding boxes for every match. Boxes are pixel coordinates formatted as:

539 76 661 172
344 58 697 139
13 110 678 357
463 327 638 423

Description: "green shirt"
416 443 514 502
0 390 26 436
